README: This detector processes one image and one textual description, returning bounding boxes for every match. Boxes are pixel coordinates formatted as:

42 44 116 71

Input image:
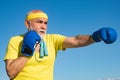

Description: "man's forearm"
5 56 29 79
75 35 95 47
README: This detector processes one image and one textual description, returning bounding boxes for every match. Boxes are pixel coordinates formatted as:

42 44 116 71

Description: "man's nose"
41 24 47 29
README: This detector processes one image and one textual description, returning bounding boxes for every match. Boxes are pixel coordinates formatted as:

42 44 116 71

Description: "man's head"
24 10 48 38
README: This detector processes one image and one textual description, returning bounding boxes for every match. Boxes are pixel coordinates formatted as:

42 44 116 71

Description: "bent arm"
5 56 29 79
63 35 94 48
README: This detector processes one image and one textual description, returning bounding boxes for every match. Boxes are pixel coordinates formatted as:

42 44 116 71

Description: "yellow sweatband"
26 12 48 20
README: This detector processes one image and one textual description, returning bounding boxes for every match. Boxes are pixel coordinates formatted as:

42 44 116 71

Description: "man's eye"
44 22 47 24
36 20 43 23
35 20 47 24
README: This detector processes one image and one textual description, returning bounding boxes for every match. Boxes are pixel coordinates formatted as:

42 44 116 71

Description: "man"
4 10 117 80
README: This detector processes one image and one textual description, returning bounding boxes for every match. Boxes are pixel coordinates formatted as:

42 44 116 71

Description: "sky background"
0 0 120 80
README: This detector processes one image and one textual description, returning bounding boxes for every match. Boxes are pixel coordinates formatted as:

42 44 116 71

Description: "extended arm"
63 35 94 48
63 27 117 49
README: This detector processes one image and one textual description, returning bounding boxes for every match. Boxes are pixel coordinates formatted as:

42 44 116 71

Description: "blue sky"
0 0 120 80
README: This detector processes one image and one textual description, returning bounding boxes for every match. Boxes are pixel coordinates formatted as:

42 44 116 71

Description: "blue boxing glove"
21 30 41 56
92 27 117 44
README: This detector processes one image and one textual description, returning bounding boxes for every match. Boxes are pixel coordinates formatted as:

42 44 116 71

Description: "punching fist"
21 30 41 56
92 27 117 44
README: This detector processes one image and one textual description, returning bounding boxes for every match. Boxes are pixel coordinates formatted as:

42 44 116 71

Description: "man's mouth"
39 30 46 34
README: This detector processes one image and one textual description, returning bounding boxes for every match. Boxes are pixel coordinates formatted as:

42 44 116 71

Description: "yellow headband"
26 12 48 20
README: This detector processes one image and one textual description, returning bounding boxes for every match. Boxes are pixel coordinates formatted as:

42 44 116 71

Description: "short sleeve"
4 36 23 60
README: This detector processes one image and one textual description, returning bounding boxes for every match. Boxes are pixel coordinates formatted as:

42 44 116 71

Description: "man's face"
28 18 48 38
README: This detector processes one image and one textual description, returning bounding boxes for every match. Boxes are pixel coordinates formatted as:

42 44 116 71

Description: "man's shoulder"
46 34 64 37
45 34 66 40
9 34 24 42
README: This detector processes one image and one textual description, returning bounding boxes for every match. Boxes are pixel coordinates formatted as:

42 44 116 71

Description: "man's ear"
24 20 30 29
